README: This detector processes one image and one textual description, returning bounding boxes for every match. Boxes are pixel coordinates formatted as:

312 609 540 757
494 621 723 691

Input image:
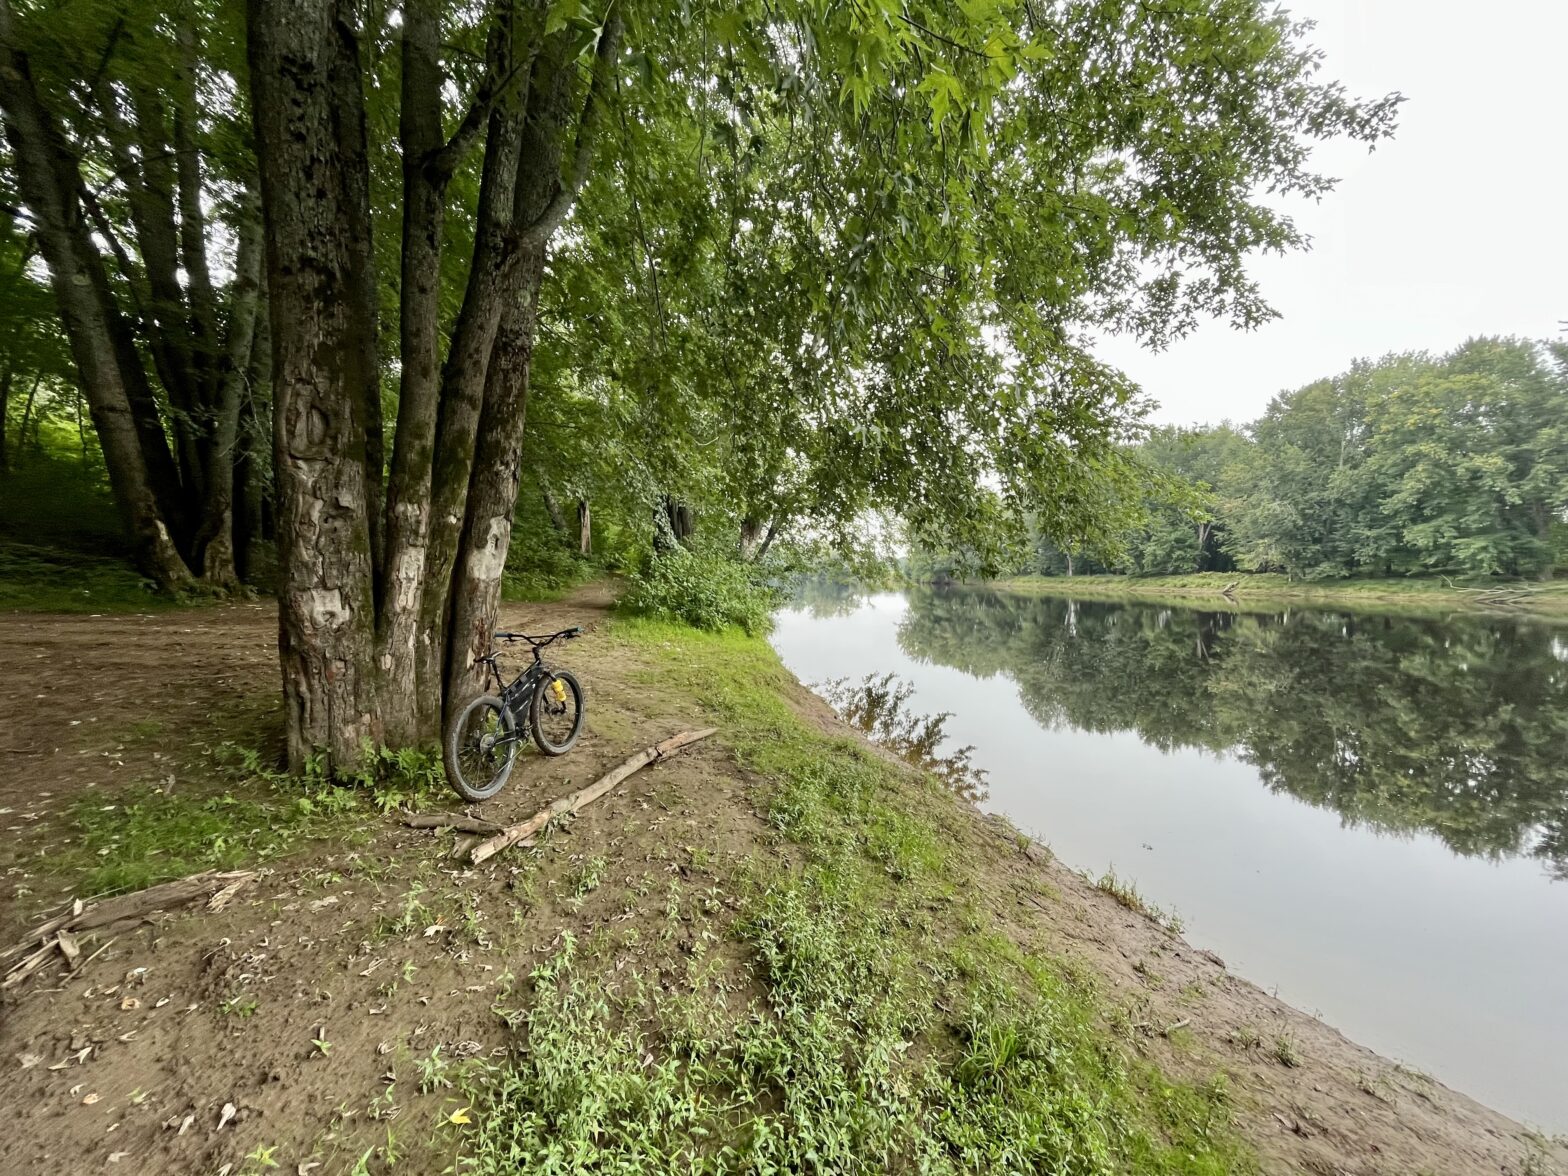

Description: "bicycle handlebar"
494 626 582 645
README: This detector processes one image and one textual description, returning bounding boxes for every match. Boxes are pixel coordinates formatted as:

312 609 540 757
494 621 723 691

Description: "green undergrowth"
47 740 446 896
0 539 178 613
619 549 780 635
453 618 1254 1174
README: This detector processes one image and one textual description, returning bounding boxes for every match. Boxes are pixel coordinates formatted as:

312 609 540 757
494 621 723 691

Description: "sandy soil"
0 586 1562 1175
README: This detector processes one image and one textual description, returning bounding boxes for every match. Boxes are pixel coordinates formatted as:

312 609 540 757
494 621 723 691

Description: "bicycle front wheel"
444 694 519 802
530 669 584 756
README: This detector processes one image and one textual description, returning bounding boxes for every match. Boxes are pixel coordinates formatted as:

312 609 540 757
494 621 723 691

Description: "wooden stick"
405 813 505 835
2 939 60 991
70 870 256 933
469 728 718 865
3 871 256 966
0 900 83 962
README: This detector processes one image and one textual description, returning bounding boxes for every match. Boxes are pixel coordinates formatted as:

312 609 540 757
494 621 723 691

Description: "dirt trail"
0 584 1562 1175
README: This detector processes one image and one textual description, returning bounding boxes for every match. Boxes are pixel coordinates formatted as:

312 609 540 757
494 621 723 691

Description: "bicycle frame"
475 637 566 746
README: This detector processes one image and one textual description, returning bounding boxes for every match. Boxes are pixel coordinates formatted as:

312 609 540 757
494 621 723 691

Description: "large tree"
241 0 1396 769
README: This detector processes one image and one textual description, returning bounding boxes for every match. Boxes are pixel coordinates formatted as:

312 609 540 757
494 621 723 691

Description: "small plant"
568 855 607 904
1228 1024 1261 1050
378 882 430 938
221 993 259 1018
1272 1033 1301 1068
242 1144 280 1172
311 1032 333 1057
418 1046 453 1093
1093 868 1183 932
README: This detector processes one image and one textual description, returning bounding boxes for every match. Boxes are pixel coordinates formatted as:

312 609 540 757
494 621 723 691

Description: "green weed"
452 618 1254 1174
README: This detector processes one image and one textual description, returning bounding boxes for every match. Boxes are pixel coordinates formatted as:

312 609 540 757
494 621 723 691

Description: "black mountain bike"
443 627 585 802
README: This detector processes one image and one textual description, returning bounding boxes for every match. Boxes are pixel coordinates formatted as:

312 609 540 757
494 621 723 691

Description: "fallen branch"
470 728 719 865
405 813 505 835
3 870 256 992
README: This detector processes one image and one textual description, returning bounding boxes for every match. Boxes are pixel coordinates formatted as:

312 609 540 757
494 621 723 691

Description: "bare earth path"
0 585 1562 1175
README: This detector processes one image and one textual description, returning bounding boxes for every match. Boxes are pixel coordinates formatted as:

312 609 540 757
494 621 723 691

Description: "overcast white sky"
1094 0 1568 427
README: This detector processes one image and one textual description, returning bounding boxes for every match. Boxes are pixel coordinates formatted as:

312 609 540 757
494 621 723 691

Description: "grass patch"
1095 867 1185 933
0 540 177 613
45 741 446 896
454 617 1255 1174
990 571 1568 620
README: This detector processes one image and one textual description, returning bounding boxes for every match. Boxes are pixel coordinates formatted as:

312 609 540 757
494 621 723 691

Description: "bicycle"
443 627 585 803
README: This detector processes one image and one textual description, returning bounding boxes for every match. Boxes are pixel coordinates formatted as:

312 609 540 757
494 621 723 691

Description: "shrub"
620 548 778 634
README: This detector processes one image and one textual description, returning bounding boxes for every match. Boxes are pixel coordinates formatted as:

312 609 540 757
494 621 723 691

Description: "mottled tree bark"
377 0 512 742
739 516 764 560
249 0 383 770
197 193 263 588
442 13 621 719
577 499 591 555
443 243 545 711
541 484 568 533
417 91 528 732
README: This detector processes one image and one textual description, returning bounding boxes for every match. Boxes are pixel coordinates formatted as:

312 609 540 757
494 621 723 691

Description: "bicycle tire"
530 669 584 756
444 694 519 802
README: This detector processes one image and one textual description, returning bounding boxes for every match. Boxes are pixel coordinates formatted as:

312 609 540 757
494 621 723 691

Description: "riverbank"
990 570 1568 619
0 583 1561 1174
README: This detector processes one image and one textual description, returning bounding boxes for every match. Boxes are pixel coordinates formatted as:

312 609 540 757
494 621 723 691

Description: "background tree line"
918 336 1568 582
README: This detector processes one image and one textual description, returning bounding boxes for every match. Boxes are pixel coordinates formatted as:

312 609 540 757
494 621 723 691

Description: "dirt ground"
0 585 1563 1175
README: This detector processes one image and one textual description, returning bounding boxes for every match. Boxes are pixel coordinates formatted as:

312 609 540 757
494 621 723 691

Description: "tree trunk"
0 7 193 587
376 0 455 745
249 0 383 771
99 78 205 494
656 496 694 550
442 14 621 719
755 518 780 561
235 288 272 583
416 89 528 735
443 243 545 713
197 192 263 589
0 365 12 472
541 483 568 532
173 21 219 408
577 498 591 555
739 516 764 560
11 372 41 467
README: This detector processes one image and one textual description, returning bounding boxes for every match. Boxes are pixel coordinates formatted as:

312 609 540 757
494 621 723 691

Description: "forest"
0 0 1403 768
919 336 1568 582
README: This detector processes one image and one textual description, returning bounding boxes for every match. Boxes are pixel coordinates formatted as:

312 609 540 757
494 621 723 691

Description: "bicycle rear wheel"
444 694 519 802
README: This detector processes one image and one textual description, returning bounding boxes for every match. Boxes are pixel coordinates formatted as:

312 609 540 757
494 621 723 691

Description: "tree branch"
519 6 622 248
431 50 536 180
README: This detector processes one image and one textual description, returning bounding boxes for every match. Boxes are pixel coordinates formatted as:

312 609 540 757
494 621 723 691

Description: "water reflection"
895 588 1568 880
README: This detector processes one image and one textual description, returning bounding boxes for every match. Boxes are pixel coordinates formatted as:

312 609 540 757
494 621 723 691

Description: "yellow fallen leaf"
448 1107 471 1125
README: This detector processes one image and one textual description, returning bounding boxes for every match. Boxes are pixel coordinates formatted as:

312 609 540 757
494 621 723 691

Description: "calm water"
770 585 1568 1130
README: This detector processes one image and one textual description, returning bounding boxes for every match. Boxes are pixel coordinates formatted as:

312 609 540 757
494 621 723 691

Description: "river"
770 584 1568 1131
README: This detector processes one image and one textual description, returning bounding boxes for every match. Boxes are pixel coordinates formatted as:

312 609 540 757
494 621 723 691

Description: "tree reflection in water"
895 587 1568 880
819 672 989 804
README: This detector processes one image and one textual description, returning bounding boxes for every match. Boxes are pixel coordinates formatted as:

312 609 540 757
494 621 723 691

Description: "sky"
1094 0 1568 428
